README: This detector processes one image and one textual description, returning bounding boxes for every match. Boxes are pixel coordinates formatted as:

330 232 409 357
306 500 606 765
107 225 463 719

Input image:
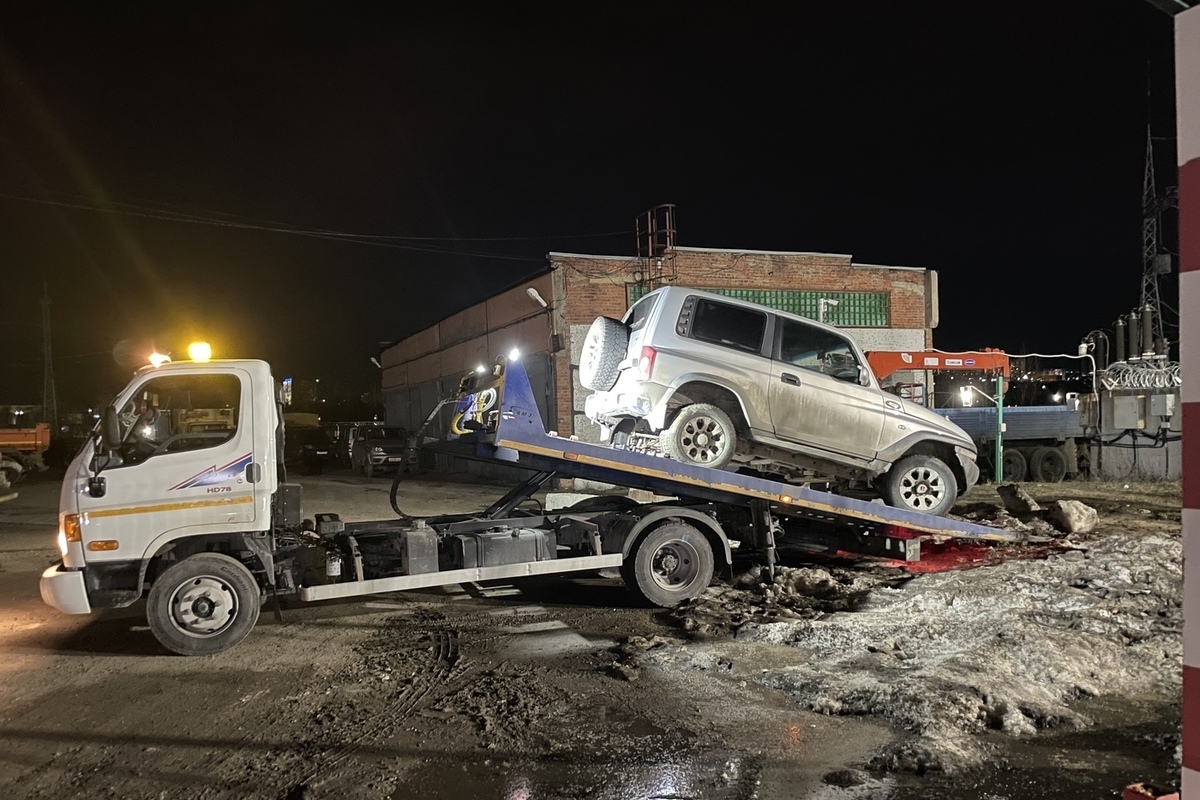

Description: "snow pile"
686 533 1180 774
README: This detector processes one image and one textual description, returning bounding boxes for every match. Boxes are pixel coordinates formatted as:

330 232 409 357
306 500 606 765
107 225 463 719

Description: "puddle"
891 697 1180 799
394 748 765 800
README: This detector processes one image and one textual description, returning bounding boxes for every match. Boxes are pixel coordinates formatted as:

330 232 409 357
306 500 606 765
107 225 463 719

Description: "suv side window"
688 298 766 353
779 318 862 382
624 294 657 333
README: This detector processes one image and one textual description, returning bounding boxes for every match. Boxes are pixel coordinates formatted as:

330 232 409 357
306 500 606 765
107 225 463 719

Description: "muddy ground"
0 471 1182 799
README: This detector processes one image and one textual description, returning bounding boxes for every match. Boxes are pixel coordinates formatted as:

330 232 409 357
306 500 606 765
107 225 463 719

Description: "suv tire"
660 404 737 470
882 454 957 517
579 317 628 391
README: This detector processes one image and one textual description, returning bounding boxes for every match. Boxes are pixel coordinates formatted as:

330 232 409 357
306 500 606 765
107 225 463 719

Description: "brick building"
380 247 939 474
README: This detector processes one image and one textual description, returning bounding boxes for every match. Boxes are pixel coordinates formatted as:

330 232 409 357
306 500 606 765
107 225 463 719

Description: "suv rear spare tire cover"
579 317 628 391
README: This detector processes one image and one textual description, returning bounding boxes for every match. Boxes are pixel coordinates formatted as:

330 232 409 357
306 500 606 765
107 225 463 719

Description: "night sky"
0 3 1180 408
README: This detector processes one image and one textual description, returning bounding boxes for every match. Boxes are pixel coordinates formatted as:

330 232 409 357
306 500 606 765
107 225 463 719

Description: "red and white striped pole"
1180 6 1200 796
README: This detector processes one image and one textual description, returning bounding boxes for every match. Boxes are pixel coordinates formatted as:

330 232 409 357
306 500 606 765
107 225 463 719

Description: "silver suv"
581 286 979 516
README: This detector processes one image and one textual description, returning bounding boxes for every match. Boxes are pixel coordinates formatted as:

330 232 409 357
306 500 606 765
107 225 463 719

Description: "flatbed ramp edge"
435 357 1020 547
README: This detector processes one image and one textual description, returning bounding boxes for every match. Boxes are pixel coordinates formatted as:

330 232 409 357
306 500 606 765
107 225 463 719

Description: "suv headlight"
371 446 384 454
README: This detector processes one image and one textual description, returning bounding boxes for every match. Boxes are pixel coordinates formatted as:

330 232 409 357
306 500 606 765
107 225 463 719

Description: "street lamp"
959 384 997 406
818 298 840 323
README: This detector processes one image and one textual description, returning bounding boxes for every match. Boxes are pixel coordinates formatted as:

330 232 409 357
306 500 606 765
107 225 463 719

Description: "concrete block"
1047 499 1099 535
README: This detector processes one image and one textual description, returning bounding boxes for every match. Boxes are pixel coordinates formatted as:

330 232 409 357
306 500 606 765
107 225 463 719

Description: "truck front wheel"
147 553 262 656
622 522 714 607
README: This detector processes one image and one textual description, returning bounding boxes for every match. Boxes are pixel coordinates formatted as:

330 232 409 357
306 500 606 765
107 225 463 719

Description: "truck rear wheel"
1029 446 1068 483
1002 448 1027 482
623 522 714 607
147 553 262 656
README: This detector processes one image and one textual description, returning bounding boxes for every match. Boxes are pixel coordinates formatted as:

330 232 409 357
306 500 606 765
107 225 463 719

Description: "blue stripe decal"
170 453 254 491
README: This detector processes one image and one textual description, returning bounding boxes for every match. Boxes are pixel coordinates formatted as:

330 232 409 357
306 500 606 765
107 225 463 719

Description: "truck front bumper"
40 562 91 615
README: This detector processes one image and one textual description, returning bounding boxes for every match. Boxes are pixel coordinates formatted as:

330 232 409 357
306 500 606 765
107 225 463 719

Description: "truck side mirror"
101 407 122 448
858 365 872 386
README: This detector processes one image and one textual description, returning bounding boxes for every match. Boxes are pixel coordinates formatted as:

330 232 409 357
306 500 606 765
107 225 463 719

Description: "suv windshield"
365 427 403 441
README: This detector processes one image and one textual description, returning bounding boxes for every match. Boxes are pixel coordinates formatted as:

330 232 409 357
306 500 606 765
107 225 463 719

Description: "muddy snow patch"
672 563 904 638
668 533 1180 775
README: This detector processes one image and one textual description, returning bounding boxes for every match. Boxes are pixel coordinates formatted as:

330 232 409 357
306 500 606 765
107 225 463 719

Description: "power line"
0 189 625 261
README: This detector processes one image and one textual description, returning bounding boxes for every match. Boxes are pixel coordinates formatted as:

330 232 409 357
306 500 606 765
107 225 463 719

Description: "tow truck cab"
40 359 281 621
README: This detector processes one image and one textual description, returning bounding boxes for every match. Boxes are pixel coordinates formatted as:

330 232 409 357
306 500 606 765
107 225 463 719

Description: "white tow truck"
40 353 1022 656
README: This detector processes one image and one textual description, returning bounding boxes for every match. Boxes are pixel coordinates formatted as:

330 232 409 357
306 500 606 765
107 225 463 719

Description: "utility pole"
1141 126 1167 346
41 285 58 432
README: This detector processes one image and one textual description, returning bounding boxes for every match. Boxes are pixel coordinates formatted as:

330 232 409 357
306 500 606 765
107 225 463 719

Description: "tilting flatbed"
426 356 1019 546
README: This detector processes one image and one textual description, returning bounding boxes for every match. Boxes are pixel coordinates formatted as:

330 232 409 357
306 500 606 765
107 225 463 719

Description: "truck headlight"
59 513 81 557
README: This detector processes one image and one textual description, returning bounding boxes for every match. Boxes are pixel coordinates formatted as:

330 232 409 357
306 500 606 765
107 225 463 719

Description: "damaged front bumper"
40 562 92 615
955 446 980 492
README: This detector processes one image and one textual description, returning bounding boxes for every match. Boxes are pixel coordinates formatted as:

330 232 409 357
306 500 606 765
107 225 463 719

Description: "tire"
1001 448 1027 482
624 522 715 607
1029 446 1068 483
881 454 958 517
659 404 737 470
579 317 628 391
146 553 262 656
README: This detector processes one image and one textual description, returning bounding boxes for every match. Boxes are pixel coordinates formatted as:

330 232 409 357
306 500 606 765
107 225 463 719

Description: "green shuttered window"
627 286 889 327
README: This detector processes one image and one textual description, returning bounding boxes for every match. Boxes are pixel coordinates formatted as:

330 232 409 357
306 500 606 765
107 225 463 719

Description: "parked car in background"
329 420 386 466
580 286 978 517
284 426 336 474
351 425 408 478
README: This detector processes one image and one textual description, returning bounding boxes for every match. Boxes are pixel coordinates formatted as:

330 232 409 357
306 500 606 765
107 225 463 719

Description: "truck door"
77 367 267 561
769 317 886 460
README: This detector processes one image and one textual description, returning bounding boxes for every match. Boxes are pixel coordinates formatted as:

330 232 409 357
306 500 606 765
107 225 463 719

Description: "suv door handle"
780 372 801 386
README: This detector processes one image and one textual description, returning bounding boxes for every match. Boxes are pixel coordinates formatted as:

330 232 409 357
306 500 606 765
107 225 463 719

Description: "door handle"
780 372 800 386
245 462 262 484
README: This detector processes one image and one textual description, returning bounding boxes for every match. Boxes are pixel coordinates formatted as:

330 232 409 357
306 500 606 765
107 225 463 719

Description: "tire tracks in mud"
281 621 476 797
187 612 474 800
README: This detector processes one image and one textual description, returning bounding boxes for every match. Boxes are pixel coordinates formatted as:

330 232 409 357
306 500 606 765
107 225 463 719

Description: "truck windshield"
111 373 242 465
